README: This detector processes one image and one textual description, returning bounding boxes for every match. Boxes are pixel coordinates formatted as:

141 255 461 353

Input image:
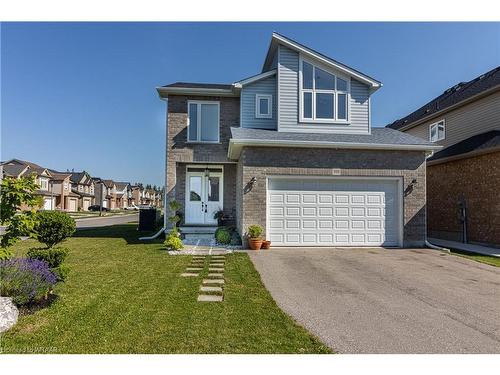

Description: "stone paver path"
197 294 223 302
178 255 226 302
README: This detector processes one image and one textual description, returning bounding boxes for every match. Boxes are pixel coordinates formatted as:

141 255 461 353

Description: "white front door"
185 168 223 225
43 197 54 210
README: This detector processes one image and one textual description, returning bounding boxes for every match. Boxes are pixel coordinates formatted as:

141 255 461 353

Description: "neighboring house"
131 185 142 206
69 171 95 211
158 32 440 248
114 182 131 209
1 159 56 210
48 170 77 211
102 179 117 209
387 66 500 246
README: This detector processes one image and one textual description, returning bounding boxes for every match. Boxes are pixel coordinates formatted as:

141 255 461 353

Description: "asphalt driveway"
249 247 500 353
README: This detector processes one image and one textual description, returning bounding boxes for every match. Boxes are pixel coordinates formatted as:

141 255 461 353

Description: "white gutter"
139 96 169 241
228 138 442 159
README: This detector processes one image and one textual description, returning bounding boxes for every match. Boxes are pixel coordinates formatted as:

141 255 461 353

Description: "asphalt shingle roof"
162 82 232 90
428 130 500 162
387 66 500 130
231 127 435 146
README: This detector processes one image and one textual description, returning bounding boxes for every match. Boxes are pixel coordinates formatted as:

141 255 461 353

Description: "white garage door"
68 198 78 212
83 198 91 211
267 178 402 247
43 197 54 210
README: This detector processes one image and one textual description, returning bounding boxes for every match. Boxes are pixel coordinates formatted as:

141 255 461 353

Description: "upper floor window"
39 178 49 190
299 59 349 123
255 94 272 119
187 101 220 143
429 120 445 142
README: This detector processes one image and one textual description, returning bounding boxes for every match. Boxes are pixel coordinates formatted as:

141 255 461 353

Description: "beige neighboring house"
48 170 79 211
387 66 500 246
1 159 56 210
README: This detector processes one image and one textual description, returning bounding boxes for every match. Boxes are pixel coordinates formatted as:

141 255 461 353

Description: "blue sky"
1 22 499 185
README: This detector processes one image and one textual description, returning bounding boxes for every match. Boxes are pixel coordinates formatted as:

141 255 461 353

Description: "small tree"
0 175 42 256
168 199 181 228
33 211 76 248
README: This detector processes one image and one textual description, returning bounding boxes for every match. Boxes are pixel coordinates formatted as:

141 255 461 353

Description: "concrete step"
180 226 218 234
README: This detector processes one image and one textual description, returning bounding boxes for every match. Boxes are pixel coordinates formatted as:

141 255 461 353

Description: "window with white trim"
429 120 445 142
187 101 220 143
255 94 272 119
39 178 49 191
300 59 350 123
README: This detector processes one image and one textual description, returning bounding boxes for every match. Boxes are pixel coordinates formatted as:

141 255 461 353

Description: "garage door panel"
268 178 401 247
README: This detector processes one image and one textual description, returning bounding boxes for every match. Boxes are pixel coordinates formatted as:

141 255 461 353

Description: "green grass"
0 224 329 354
451 250 500 267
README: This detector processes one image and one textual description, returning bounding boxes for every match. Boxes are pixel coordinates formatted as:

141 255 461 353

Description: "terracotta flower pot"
261 240 271 249
248 238 263 250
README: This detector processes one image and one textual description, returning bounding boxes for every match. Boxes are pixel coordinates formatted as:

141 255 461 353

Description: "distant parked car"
88 205 109 212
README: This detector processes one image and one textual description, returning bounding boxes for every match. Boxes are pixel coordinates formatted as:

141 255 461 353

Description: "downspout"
139 96 169 240
424 151 450 253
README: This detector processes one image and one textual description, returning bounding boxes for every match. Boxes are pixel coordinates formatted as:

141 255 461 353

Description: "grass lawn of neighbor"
0 224 330 354
451 250 500 267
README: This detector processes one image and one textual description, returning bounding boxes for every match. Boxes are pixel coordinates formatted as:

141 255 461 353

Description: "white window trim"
187 100 220 144
429 120 446 142
298 56 350 124
255 94 272 119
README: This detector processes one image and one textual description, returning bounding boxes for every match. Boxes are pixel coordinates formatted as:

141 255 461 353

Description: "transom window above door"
300 59 350 123
187 101 220 143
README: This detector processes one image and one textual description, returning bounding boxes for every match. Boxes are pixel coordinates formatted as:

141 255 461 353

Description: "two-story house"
1 159 56 210
114 182 131 209
48 170 78 211
387 66 500 247
69 171 95 211
158 33 440 248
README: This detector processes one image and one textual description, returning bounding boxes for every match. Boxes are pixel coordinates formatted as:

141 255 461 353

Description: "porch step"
180 226 218 234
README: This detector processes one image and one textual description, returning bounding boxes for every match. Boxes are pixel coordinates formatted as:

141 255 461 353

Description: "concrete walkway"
429 238 500 258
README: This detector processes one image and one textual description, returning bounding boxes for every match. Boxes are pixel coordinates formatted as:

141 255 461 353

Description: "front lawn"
0 224 329 354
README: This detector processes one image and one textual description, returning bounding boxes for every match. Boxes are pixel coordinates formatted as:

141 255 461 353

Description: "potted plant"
246 224 263 250
213 209 225 227
261 239 271 249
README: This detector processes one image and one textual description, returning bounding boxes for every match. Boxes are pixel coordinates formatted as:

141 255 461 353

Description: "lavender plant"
0 258 57 305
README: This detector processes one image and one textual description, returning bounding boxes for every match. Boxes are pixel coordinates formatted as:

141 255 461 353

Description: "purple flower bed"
0 258 57 305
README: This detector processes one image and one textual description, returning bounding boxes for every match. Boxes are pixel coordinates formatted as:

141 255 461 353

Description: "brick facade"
166 95 239 223
237 147 428 247
427 151 500 246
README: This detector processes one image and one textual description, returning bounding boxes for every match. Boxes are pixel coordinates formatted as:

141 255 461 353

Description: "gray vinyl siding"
240 75 277 130
277 44 370 134
406 90 500 147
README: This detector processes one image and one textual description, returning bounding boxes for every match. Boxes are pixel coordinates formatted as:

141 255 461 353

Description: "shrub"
34 211 76 248
247 225 263 239
51 264 70 282
164 228 183 251
0 248 13 261
27 247 68 268
0 258 57 305
1 175 41 249
27 247 69 282
215 227 231 245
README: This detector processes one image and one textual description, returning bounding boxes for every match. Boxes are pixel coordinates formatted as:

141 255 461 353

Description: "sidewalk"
428 238 500 258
